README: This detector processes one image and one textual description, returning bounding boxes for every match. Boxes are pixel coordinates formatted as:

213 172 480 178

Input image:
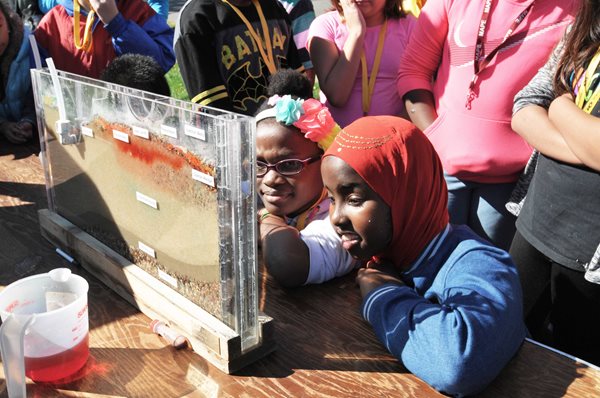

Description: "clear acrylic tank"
31 68 263 371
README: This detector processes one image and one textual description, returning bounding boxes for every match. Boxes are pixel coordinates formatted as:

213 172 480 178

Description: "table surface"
1 138 600 398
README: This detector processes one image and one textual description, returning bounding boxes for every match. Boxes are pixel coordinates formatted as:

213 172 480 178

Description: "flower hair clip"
256 95 341 150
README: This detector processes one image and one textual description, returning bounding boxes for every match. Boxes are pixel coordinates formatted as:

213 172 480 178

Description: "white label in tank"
135 191 158 209
161 125 178 138
112 129 130 143
184 124 206 141
192 169 215 187
132 126 149 139
158 269 178 288
81 126 94 137
138 241 156 258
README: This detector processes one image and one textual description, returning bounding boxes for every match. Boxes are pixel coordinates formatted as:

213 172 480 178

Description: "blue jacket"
0 27 35 124
362 224 526 397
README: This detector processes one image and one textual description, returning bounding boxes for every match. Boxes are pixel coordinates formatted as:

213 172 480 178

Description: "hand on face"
84 0 118 24
339 0 366 35
356 261 404 298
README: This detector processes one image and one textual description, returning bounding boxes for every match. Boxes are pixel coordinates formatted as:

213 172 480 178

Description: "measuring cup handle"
0 313 36 398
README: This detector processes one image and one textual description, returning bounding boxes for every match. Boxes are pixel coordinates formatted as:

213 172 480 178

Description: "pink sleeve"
397 0 451 99
307 12 338 51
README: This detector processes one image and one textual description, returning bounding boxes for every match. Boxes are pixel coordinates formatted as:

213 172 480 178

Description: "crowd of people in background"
1 0 599 395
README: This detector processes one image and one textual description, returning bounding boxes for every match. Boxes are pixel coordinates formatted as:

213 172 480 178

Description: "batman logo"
227 58 270 114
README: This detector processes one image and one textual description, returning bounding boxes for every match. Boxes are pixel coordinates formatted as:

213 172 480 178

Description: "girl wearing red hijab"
321 116 526 396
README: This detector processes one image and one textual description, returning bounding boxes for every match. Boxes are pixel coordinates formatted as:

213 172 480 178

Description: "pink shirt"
309 11 416 128
397 0 578 183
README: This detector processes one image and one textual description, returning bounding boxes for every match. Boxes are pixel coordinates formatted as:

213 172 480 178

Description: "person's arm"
511 105 580 163
403 89 437 132
549 94 600 171
146 0 169 20
286 0 315 75
511 35 580 164
301 219 360 284
282 16 306 76
259 210 310 288
309 4 365 107
100 0 176 73
359 247 526 396
174 8 233 110
261 215 360 287
397 0 447 131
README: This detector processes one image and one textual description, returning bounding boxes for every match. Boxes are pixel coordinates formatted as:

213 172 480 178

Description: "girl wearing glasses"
256 70 359 287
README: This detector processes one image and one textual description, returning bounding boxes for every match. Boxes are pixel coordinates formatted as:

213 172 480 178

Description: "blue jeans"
445 173 517 250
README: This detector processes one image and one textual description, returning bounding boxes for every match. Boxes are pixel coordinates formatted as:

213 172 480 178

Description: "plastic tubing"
150 320 188 350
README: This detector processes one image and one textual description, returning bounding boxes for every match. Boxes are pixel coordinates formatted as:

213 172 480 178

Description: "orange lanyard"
360 20 387 116
73 0 96 52
222 0 277 74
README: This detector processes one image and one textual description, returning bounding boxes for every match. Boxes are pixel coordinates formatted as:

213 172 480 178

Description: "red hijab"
324 116 449 269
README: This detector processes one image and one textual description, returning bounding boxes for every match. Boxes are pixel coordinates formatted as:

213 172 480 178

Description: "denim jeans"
444 173 517 250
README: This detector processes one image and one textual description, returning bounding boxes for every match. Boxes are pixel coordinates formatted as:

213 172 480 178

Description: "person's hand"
17 121 33 140
86 0 118 24
257 208 285 224
1 121 32 144
340 0 366 38
356 260 404 298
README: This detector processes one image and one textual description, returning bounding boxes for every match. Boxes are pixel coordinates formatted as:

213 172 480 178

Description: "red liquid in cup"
24 334 89 382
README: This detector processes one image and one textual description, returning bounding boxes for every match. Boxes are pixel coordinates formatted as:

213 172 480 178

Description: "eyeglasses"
256 156 321 177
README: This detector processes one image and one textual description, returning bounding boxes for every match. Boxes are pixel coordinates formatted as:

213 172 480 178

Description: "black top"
516 42 600 271
174 0 303 115
517 151 600 271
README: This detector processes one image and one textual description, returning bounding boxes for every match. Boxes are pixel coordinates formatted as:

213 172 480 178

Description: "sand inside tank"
44 111 223 318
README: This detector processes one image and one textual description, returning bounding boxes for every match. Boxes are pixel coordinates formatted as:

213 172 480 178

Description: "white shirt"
300 218 360 284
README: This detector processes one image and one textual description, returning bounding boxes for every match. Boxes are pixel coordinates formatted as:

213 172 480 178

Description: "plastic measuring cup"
0 268 89 397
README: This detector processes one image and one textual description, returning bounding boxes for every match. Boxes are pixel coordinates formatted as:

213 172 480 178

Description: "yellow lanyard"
73 0 96 52
222 0 277 74
576 47 600 114
361 20 387 116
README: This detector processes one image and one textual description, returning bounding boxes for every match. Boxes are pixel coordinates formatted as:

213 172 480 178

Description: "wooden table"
1 137 600 397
